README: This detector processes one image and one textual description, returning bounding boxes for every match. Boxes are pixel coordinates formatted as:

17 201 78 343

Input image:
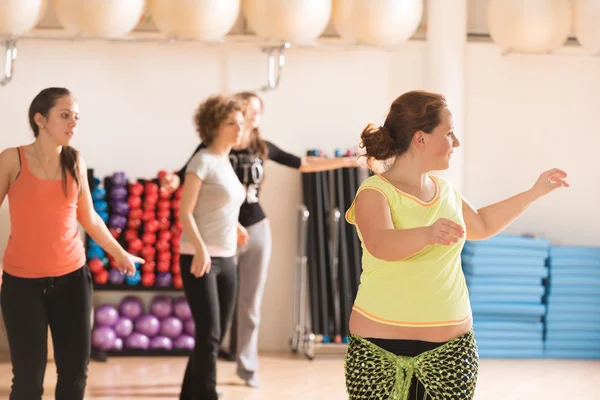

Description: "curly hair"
194 95 244 144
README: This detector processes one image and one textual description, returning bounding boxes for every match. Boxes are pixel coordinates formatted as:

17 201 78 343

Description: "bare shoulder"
77 153 88 170
0 147 21 178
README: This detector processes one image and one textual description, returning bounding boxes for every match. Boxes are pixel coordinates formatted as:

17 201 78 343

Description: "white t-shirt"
180 149 245 258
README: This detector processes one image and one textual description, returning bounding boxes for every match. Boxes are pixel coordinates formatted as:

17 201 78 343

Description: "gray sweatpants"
235 219 272 381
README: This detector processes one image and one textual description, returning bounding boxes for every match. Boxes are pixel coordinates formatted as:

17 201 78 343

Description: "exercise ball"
0 0 47 38
332 0 422 47
53 0 146 38
573 0 600 54
243 0 332 44
149 0 240 41
487 0 572 53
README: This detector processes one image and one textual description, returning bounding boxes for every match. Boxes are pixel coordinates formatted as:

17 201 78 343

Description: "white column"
426 0 467 193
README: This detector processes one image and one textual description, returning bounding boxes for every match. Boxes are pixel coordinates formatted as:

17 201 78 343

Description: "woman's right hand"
427 218 465 245
190 250 211 278
159 173 181 196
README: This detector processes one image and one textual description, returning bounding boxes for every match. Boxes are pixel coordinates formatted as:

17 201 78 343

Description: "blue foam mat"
471 303 545 316
545 349 600 359
474 314 543 323
466 235 550 249
469 294 543 304
462 264 548 278
550 246 600 258
473 321 543 332
476 339 543 349
550 275 600 286
466 276 544 286
474 330 542 341
546 312 600 323
548 285 600 296
547 294 600 305
479 348 545 359
462 254 546 266
550 267 600 276
547 303 598 313
462 244 549 258
546 339 600 351
468 284 544 295
549 256 600 268
547 321 600 331
546 330 600 341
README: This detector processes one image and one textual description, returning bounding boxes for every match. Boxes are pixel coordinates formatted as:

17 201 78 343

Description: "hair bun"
360 123 395 162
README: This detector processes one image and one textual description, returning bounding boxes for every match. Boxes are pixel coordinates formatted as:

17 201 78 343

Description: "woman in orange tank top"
0 88 144 400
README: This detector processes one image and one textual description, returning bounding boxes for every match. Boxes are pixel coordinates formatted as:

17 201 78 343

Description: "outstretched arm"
354 189 464 261
76 157 144 275
299 156 358 173
462 168 569 241
267 141 359 173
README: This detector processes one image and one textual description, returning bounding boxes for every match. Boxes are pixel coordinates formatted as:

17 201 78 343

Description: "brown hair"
194 95 244 145
233 91 269 160
28 87 81 196
359 90 448 172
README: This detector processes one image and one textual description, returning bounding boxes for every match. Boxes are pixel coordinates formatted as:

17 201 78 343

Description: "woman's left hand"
531 168 569 197
114 251 145 276
237 225 249 247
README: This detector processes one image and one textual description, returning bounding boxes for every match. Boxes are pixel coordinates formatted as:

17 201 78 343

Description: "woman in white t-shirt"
178 95 247 400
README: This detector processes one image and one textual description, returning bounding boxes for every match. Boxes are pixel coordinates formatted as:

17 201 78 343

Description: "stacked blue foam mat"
545 246 600 359
462 235 550 358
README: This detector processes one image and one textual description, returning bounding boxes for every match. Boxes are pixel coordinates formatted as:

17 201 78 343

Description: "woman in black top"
165 91 358 388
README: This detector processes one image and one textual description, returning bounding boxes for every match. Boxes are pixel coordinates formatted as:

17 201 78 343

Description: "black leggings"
179 254 237 400
0 266 93 400
364 337 446 400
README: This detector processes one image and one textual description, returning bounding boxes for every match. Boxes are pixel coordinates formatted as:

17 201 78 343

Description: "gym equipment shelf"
103 349 191 357
93 284 182 292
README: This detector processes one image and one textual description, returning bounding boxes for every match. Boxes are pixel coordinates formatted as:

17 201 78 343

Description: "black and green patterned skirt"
344 330 479 400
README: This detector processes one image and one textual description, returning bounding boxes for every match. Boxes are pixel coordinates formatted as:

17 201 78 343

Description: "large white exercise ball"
573 0 600 54
487 0 572 53
0 0 47 38
53 0 146 38
149 0 240 41
332 0 423 47
243 0 332 44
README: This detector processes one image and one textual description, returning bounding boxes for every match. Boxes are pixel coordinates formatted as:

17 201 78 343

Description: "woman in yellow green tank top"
344 90 569 400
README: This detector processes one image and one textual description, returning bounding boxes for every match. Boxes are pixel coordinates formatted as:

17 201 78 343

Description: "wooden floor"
0 353 599 399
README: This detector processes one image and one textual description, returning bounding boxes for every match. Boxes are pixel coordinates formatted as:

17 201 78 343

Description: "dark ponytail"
28 87 82 196
359 90 449 173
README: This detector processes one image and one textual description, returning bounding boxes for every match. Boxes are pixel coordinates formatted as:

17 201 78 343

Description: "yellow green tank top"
345 174 471 328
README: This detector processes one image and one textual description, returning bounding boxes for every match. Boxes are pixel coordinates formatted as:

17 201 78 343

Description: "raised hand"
532 168 569 197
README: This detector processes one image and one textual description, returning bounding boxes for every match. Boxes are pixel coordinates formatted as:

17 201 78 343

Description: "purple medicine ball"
150 296 173 319
92 326 116 351
125 332 150 350
150 336 173 351
135 314 161 338
113 317 134 338
95 304 119 327
119 296 143 320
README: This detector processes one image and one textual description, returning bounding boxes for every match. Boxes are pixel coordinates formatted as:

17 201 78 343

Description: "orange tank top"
2 146 86 278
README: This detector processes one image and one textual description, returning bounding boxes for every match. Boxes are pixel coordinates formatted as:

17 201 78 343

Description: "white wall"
0 38 598 352
464 42 600 246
